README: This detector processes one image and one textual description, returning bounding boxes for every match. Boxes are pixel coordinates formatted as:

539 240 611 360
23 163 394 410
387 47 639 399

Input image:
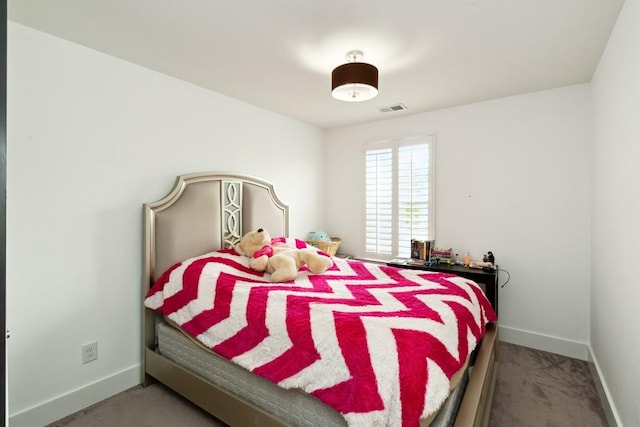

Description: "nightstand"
387 261 499 315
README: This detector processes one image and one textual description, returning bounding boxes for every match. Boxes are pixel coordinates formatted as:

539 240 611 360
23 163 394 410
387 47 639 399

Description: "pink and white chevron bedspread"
145 241 497 427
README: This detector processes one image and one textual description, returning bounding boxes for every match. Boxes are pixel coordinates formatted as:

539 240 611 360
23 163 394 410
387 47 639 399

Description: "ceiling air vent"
379 103 407 113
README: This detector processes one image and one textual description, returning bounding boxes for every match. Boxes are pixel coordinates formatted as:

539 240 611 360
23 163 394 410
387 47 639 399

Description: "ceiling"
9 0 625 129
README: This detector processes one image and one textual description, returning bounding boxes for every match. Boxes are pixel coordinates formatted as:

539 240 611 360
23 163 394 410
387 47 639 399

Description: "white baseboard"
498 325 589 360
587 347 622 427
6 342 623 427
9 364 141 427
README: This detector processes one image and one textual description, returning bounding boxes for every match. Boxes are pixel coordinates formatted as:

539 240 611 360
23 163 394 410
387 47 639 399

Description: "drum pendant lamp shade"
331 50 379 102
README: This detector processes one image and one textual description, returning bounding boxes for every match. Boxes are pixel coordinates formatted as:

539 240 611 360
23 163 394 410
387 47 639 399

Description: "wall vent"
379 103 407 113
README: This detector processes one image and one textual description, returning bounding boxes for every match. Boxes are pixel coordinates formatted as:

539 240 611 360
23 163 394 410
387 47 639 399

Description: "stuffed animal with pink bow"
234 228 333 282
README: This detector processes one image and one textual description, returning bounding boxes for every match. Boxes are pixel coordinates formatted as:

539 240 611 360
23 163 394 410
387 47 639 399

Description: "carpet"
489 342 607 427
48 342 608 427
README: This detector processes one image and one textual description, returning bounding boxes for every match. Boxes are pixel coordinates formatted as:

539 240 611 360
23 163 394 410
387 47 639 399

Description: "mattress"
157 320 469 426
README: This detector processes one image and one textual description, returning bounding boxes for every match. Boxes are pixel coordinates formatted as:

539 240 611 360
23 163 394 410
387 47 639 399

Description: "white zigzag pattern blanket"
145 242 497 426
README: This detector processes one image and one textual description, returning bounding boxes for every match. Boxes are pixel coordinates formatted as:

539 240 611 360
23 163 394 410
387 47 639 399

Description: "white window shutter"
364 136 434 259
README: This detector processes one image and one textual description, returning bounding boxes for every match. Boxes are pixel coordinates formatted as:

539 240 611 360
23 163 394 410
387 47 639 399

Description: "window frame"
362 134 435 260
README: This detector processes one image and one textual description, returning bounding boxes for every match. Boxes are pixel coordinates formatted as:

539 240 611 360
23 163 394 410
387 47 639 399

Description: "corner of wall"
588 346 623 427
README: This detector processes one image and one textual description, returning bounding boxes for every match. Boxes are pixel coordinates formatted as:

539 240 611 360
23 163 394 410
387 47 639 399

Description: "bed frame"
142 172 498 427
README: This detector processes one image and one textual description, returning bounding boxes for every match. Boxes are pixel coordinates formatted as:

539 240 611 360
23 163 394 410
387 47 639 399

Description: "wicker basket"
306 237 342 256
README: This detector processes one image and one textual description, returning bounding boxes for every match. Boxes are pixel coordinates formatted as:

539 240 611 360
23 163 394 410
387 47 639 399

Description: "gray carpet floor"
489 342 607 427
48 342 608 427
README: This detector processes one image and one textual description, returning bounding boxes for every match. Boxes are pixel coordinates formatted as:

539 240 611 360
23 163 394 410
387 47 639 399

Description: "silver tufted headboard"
143 172 289 287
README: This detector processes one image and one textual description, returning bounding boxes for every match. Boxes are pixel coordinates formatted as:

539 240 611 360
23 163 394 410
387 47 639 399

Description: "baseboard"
498 325 589 360
9 364 141 427
587 347 622 427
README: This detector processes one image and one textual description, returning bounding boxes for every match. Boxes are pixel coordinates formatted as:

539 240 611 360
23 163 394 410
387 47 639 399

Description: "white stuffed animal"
234 228 333 282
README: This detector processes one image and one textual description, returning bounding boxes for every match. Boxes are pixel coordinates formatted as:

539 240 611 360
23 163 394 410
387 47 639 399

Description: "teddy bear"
234 228 333 282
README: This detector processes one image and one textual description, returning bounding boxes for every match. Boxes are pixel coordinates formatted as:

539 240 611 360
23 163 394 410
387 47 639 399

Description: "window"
364 135 434 259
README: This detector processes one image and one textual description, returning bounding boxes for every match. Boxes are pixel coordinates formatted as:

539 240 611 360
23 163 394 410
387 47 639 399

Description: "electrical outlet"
82 341 98 364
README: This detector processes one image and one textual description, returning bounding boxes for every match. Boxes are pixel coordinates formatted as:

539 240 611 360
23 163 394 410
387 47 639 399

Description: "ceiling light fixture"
331 50 378 102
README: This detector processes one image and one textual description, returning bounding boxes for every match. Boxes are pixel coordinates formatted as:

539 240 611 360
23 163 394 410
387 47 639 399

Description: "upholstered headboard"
143 172 289 286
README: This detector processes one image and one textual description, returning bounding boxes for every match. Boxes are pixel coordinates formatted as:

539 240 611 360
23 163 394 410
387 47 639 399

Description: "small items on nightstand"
476 251 496 271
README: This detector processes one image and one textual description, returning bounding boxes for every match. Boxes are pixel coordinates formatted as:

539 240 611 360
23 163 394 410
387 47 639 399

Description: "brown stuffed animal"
234 228 333 282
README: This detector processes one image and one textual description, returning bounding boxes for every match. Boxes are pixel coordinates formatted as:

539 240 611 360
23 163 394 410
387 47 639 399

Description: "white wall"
6 22 325 425
325 86 592 358
9 4 638 424
591 0 640 425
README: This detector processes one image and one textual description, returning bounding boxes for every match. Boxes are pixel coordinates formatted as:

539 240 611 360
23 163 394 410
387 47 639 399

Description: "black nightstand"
387 261 499 315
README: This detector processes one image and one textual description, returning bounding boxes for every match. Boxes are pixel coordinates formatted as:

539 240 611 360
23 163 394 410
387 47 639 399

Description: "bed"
142 172 498 427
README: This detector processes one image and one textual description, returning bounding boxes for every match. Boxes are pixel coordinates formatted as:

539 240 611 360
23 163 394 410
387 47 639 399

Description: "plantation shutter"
364 136 434 259
397 144 431 258
365 147 393 254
